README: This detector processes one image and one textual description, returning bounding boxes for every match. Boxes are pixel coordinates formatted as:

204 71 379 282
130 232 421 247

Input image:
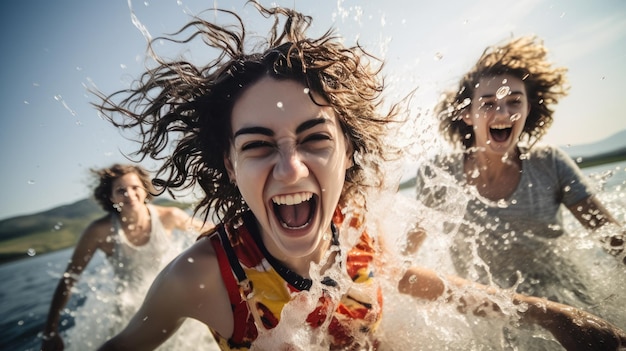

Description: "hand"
605 233 625 265
540 304 626 351
40 332 64 351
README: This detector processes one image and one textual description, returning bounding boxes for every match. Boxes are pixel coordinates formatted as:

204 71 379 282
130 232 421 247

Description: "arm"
98 237 231 351
399 266 626 350
157 206 214 235
41 218 110 351
568 196 625 264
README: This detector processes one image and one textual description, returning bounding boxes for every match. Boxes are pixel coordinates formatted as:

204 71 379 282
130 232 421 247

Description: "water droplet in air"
27 180 35 185
187 257 195 263
27 248 36 256
496 86 510 99
276 101 284 109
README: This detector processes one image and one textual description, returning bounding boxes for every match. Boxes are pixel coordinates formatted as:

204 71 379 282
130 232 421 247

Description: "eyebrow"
233 117 329 138
480 91 525 99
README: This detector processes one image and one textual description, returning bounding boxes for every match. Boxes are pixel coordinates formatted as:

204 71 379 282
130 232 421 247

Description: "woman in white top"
41 164 209 351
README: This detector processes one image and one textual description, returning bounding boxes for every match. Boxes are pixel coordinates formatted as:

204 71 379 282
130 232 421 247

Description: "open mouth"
489 124 513 143
272 192 316 229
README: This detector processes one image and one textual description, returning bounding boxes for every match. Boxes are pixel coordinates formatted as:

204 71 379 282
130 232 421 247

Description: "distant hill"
560 129 626 168
0 197 192 264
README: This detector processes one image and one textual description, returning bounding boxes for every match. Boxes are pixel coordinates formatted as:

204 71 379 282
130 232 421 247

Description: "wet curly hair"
435 35 569 150
94 1 400 224
91 164 155 212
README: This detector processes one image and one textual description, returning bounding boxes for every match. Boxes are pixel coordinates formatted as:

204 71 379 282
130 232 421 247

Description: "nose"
494 102 509 117
273 143 309 184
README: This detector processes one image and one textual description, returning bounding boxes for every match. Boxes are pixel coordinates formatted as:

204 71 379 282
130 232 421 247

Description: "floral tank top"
206 208 383 350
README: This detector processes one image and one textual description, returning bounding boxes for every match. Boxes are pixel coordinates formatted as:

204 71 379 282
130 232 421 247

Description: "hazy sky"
1 0 625 220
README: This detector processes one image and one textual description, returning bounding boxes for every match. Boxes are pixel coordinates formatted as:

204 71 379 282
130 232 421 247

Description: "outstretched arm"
568 196 625 264
399 266 626 350
41 219 110 351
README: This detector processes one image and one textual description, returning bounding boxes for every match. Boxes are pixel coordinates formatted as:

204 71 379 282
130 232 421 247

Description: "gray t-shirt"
416 144 594 301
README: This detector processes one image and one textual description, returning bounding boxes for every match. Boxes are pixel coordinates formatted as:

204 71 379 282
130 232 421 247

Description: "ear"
223 154 237 184
344 135 354 170
461 109 473 126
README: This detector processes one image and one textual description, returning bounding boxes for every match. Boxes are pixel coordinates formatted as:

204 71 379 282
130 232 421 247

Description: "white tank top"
108 204 169 292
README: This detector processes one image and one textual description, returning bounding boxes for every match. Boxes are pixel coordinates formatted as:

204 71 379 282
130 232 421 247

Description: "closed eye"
241 140 275 151
302 133 331 143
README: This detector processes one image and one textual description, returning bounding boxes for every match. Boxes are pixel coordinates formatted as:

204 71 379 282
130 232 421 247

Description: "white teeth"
490 124 511 130
272 192 313 205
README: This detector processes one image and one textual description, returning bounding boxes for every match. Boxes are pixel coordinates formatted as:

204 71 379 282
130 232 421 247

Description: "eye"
302 133 331 143
479 101 495 110
241 140 275 151
240 140 276 158
299 133 332 150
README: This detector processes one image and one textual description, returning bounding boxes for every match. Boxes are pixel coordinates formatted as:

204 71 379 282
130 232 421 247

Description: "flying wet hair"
94 1 402 224
435 35 569 150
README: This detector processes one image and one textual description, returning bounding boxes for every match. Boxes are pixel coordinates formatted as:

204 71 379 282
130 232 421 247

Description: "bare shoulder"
152 205 191 229
80 214 115 243
166 235 219 287
156 234 230 327
70 214 116 259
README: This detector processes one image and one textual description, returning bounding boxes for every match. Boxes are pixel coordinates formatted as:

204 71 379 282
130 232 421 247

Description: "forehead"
231 77 335 131
475 74 527 96
112 173 142 188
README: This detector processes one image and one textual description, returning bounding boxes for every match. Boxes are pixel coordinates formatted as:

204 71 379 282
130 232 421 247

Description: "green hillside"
0 198 193 264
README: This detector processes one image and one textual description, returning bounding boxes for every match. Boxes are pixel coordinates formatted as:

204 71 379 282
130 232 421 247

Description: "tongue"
277 201 311 228
490 128 511 142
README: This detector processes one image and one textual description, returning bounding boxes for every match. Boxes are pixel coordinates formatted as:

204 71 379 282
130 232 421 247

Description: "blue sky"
1 0 625 220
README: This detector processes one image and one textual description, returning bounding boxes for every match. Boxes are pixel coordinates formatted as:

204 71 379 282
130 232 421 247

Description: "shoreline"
2 154 625 266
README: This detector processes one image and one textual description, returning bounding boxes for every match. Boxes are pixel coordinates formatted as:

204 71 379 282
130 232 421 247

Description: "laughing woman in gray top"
416 36 625 303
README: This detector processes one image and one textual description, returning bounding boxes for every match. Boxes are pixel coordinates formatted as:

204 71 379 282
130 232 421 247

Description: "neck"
466 148 520 178
118 204 150 230
267 228 335 279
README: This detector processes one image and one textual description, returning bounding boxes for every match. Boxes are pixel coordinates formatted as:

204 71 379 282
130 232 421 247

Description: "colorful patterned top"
204 208 383 350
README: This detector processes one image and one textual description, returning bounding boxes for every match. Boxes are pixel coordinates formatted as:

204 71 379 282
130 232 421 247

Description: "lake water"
1 160 625 351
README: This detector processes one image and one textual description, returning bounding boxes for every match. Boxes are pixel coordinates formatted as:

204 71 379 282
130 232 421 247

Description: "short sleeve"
551 146 594 206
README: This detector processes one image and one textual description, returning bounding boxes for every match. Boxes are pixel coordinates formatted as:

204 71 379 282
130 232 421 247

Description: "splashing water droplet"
496 86 510 99
187 257 195 263
496 199 508 208
27 180 35 185
276 101 284 109
27 248 36 257
303 88 310 94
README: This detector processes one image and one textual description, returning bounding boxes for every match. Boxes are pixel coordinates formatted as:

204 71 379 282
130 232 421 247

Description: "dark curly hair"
435 35 569 150
91 164 155 212
94 1 401 224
